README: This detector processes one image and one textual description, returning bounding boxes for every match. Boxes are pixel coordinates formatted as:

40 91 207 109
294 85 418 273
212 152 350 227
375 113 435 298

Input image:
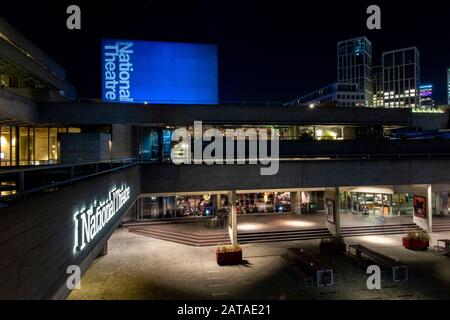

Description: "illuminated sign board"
74 185 130 252
102 39 218 104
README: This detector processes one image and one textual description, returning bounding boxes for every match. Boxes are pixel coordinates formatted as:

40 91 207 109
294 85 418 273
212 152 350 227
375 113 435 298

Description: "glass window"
19 127 29 165
49 128 58 162
68 127 81 133
34 128 49 163
0 126 12 166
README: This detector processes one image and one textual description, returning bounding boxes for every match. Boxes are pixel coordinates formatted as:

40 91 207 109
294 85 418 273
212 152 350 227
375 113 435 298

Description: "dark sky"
2 0 450 104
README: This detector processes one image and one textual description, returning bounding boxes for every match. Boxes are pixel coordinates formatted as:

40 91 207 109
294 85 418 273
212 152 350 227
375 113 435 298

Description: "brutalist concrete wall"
60 133 111 163
0 86 37 123
140 159 450 193
411 112 449 131
111 124 132 159
0 165 140 300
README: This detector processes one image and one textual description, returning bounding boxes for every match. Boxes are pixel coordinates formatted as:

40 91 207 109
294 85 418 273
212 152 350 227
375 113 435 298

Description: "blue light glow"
102 39 218 104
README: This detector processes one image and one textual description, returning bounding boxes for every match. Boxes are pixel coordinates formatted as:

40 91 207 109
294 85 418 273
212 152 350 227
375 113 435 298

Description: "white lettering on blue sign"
103 42 134 102
74 185 130 253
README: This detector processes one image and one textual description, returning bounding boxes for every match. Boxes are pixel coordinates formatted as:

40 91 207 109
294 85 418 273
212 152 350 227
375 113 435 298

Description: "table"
349 244 408 282
287 248 334 287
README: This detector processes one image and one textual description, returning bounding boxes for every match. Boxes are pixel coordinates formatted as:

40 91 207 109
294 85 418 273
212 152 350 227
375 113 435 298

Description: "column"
334 187 341 237
214 193 221 214
443 192 449 216
427 185 433 232
228 190 238 245
291 190 302 214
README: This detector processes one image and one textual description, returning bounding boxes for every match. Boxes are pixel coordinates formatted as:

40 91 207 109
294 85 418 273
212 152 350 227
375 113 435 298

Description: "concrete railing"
0 158 138 201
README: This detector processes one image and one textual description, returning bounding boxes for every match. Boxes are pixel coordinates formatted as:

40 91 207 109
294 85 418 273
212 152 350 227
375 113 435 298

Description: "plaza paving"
68 227 450 300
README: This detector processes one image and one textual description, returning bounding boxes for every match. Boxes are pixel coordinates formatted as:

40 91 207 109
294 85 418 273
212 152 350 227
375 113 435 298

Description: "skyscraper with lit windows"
382 47 420 108
419 84 435 108
447 67 450 105
337 36 373 106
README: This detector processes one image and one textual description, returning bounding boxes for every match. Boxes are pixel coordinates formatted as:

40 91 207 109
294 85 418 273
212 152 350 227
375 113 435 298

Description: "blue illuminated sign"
102 39 218 104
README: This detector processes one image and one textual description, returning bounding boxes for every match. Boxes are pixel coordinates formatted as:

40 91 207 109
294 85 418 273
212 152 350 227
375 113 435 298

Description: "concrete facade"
60 133 111 163
37 102 412 126
0 86 37 123
111 124 133 159
140 159 450 194
0 165 141 299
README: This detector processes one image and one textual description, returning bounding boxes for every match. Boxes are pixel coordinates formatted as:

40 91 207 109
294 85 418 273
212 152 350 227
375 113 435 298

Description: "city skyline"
2 1 450 105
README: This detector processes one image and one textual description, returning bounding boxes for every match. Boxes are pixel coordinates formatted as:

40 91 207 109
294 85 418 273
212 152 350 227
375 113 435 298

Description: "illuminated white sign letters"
74 185 130 252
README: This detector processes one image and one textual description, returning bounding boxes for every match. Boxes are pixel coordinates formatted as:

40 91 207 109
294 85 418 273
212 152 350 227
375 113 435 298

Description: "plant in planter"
402 229 430 251
216 244 242 265
319 236 346 256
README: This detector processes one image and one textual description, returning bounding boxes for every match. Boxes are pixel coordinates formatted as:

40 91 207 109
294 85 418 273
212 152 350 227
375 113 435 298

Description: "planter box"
216 250 242 265
319 241 346 256
402 237 429 251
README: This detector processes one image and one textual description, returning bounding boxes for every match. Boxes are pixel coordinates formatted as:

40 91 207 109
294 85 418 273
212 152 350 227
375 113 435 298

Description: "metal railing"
0 158 137 202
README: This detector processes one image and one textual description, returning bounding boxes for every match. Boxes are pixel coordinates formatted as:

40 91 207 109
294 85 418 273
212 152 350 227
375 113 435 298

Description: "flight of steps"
432 219 450 233
129 226 230 247
123 218 207 228
237 228 333 244
340 223 421 237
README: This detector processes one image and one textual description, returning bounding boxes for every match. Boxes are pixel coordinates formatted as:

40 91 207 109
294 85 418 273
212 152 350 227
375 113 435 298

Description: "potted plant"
319 236 346 256
402 230 430 251
216 244 242 265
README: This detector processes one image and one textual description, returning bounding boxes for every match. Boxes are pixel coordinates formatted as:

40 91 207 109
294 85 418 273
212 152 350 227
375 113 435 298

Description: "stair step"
237 227 332 244
132 231 230 247
130 227 227 240
238 234 333 244
237 227 330 236
340 224 417 230
123 218 206 227
132 229 229 241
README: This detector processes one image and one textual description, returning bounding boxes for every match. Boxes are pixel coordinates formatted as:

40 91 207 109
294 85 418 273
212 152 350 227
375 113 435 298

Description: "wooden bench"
286 248 334 287
281 254 314 288
348 244 408 282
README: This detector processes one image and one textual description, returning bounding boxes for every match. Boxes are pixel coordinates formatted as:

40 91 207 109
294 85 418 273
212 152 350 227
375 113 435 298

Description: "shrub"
405 229 430 241
217 244 241 253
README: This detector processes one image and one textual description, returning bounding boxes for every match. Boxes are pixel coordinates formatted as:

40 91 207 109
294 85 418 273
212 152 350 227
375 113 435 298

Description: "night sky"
2 1 450 104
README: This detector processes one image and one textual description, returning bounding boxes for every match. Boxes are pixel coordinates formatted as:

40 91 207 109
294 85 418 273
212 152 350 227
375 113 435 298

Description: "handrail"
0 158 138 202
0 158 137 175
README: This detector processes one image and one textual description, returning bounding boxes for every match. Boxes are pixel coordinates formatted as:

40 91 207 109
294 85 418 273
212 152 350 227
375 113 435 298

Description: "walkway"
68 228 450 300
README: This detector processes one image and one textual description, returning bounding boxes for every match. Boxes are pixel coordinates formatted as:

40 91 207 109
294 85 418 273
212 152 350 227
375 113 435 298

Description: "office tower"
419 84 435 108
337 36 373 106
382 47 420 108
372 65 383 107
447 67 450 105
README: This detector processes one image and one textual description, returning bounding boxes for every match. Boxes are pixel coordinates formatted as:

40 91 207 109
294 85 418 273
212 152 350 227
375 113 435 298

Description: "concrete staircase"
432 219 450 233
123 218 207 227
237 228 333 244
127 221 426 246
340 223 421 237
129 226 230 247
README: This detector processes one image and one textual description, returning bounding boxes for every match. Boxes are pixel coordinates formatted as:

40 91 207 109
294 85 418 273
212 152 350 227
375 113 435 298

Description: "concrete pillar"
228 190 238 245
324 187 341 236
427 185 433 232
214 193 221 214
291 190 302 214
435 193 440 215
443 193 449 216
334 187 341 237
